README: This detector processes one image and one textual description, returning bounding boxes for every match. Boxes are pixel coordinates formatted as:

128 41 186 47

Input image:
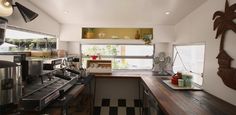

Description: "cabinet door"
141 82 164 115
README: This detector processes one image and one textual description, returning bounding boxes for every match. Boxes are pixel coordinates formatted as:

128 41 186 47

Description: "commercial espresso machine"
20 57 81 112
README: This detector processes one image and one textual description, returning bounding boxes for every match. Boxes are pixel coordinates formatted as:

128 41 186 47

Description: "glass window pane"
173 45 205 85
81 45 153 56
81 44 154 70
123 45 153 56
0 28 57 52
82 57 153 69
81 45 119 56
112 58 153 69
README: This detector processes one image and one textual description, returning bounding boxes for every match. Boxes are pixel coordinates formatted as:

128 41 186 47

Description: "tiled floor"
94 98 142 115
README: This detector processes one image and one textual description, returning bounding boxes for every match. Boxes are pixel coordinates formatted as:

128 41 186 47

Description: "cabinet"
86 60 112 74
141 82 164 115
82 28 153 40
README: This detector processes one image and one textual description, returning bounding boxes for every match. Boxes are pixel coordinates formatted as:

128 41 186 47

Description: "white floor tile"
100 107 109 115
110 98 118 107
118 107 126 115
135 107 141 115
126 99 134 107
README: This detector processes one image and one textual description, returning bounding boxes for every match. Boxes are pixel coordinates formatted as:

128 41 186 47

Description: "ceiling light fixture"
63 10 69 14
0 0 13 16
13 2 39 23
165 11 170 15
0 0 38 23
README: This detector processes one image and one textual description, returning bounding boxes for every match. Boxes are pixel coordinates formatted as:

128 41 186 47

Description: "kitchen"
0 0 236 115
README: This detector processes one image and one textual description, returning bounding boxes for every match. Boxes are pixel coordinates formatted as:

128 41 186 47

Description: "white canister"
178 79 184 87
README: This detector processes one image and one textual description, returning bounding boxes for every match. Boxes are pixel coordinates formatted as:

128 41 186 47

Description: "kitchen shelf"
79 39 149 45
82 27 153 40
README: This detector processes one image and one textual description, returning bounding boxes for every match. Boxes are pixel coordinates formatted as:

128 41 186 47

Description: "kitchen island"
94 71 236 115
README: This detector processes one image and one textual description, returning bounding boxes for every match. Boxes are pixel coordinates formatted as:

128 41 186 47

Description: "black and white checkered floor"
93 98 142 115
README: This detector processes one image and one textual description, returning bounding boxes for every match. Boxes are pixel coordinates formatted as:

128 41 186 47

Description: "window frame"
80 43 155 70
7 25 56 38
172 43 206 85
5 25 58 50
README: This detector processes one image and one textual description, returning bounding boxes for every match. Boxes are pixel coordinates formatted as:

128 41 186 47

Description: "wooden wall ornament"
213 0 236 90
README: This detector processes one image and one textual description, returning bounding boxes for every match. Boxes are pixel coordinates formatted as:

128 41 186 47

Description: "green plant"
143 34 153 44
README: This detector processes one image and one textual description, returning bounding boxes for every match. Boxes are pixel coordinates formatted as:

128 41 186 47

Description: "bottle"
135 30 140 39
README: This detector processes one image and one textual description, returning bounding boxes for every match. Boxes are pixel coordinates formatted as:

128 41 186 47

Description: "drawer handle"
144 89 149 96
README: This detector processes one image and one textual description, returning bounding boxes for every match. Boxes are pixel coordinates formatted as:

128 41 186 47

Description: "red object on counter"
171 73 182 85
171 78 178 85
91 55 98 60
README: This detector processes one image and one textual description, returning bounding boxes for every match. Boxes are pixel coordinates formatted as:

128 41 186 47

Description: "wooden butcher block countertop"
94 70 236 115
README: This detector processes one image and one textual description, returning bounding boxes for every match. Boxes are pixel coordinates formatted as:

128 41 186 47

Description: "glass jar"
185 78 192 87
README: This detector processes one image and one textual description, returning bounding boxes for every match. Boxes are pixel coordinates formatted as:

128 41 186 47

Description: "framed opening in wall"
0 26 57 52
172 44 205 85
81 44 155 70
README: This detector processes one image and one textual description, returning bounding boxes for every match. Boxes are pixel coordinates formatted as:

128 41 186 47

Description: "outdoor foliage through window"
81 45 154 69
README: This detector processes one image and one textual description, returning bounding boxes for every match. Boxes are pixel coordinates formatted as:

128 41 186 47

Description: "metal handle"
144 89 149 96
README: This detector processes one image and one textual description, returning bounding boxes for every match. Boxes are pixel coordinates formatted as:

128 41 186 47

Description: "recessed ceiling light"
63 10 69 14
165 11 170 15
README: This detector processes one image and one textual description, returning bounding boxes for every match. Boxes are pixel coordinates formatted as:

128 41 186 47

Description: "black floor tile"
118 99 126 106
93 106 101 115
102 99 110 106
95 99 141 115
126 107 135 115
142 107 149 115
134 99 142 107
109 107 118 115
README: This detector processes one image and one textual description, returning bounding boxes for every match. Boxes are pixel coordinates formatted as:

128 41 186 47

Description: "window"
173 44 205 85
0 27 57 52
81 44 154 69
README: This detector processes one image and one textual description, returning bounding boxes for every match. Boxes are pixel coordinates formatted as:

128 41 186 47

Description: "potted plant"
143 34 153 45
85 28 95 38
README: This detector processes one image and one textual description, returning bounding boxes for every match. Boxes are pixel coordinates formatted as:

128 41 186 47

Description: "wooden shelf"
82 28 153 40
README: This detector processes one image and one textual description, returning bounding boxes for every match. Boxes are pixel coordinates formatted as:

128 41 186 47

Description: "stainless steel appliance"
0 17 7 45
20 57 80 111
142 83 163 115
21 74 78 111
21 68 80 111
22 59 43 83
0 60 22 106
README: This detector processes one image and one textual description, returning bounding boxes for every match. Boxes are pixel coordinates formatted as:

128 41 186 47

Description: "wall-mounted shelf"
82 28 153 40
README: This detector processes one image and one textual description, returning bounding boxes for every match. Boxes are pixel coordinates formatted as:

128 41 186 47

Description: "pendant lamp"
0 0 13 16
14 2 38 23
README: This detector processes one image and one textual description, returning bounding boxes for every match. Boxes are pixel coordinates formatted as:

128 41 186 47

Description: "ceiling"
29 0 206 25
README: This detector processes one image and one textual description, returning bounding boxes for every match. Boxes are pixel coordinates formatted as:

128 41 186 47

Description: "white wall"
153 25 175 43
95 78 140 99
60 24 82 41
6 0 60 36
155 43 172 57
68 42 80 55
175 0 236 105
57 41 68 51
